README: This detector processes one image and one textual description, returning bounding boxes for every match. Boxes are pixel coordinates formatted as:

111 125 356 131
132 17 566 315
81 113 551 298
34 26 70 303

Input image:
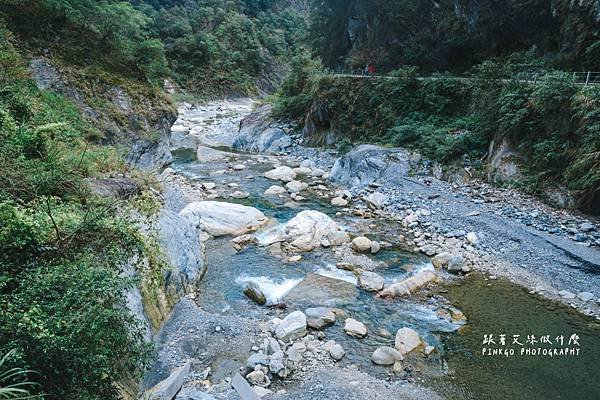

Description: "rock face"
487 137 524 184
233 104 294 154
378 268 436 298
371 347 403 365
29 57 176 171
305 307 336 329
180 201 267 236
358 271 385 292
329 145 412 188
272 311 307 341
131 209 206 333
395 328 421 355
344 318 367 338
278 210 350 252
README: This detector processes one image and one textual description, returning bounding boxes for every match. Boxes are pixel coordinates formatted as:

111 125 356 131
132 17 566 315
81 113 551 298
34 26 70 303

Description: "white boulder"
180 201 267 236
265 166 296 182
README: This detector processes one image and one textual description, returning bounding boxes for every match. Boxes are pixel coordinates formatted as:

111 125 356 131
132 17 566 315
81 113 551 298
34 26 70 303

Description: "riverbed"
148 99 600 400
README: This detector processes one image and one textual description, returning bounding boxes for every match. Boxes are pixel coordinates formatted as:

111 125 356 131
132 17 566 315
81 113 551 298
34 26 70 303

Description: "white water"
235 274 302 304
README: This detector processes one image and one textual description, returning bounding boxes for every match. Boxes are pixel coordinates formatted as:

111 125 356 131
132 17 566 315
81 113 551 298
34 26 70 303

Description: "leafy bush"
0 27 151 400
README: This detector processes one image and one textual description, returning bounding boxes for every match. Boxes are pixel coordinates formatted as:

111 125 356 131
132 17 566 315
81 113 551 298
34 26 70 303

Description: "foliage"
0 349 40 399
0 26 151 400
274 56 600 212
307 0 598 73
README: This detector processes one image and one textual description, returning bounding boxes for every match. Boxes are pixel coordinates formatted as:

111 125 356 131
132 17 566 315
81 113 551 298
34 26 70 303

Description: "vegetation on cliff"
2 0 305 96
274 58 600 213
0 26 152 400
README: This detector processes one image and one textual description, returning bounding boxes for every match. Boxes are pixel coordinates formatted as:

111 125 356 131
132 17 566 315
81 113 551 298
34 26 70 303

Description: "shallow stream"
170 103 600 400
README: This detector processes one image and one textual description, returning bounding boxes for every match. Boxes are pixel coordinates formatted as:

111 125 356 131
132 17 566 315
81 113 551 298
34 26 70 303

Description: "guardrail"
323 69 600 86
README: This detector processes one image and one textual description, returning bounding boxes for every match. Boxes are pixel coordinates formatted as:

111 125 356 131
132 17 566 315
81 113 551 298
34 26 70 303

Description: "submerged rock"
196 145 230 162
180 201 267 236
305 307 336 330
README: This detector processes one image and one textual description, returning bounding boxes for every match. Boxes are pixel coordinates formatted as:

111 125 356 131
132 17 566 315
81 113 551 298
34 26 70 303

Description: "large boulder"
180 201 267 236
244 281 267 305
371 346 403 365
233 104 294 154
351 236 373 252
277 210 350 252
148 361 191 400
271 311 307 341
329 145 411 188
395 328 421 355
344 318 367 338
378 268 436 298
265 166 297 182
284 273 359 307
357 271 385 292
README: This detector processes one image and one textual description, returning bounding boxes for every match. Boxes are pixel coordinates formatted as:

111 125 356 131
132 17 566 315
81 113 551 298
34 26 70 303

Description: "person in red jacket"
367 64 376 75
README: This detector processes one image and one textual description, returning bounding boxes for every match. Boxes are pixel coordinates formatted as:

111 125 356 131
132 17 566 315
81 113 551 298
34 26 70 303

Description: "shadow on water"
432 273 600 400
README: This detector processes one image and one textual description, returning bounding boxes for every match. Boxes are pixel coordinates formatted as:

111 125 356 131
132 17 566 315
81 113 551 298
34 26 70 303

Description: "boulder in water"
344 318 367 338
180 201 267 237
265 166 296 182
395 327 421 355
372 346 403 365
352 236 373 252
358 271 384 292
264 185 287 196
285 180 308 193
305 307 336 330
280 210 350 252
378 268 437 298
244 281 266 305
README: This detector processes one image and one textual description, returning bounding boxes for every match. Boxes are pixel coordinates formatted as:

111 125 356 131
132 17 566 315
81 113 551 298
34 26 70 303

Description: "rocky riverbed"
141 99 600 400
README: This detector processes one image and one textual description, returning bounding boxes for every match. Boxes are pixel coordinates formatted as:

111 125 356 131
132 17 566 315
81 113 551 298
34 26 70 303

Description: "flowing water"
171 103 600 400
